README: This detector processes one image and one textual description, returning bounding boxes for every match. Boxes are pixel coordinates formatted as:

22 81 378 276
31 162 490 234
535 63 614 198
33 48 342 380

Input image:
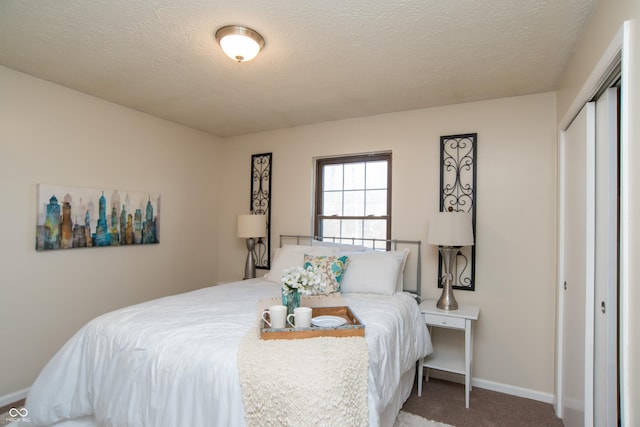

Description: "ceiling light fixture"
215 25 265 62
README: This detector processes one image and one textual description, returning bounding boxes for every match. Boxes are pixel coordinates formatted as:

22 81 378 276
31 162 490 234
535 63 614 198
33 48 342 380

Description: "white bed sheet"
21 279 431 427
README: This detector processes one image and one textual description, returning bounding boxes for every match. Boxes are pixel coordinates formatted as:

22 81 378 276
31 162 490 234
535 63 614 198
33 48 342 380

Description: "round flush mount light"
215 25 265 62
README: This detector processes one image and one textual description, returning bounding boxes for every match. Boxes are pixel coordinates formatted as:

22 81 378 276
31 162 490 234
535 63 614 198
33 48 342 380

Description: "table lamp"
428 211 474 310
237 214 266 279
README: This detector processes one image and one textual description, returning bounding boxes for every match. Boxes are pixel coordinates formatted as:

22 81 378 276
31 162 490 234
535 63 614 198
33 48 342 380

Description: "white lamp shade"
427 211 474 246
237 214 266 238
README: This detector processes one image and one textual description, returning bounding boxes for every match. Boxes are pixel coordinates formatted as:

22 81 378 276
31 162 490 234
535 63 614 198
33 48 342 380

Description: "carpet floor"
402 378 564 427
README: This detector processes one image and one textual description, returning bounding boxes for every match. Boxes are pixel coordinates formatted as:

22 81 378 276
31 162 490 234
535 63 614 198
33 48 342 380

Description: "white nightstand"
418 299 480 408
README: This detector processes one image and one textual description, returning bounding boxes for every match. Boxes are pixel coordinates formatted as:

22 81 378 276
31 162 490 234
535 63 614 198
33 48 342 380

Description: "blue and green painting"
36 184 160 251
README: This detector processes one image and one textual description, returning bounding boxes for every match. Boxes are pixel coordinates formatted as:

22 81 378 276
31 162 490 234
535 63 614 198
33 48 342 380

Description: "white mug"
287 306 312 328
262 305 287 329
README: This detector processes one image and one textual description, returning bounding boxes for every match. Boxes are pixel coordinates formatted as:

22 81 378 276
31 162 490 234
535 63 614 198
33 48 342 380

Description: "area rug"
394 410 455 427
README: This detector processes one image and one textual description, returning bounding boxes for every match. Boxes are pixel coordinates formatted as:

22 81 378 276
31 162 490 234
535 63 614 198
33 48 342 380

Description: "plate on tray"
311 315 347 327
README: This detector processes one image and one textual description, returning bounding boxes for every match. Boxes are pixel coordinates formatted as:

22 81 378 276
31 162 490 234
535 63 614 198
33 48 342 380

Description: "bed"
18 236 432 427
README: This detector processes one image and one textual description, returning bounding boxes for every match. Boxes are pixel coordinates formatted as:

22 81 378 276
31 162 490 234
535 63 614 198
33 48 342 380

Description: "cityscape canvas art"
36 184 160 251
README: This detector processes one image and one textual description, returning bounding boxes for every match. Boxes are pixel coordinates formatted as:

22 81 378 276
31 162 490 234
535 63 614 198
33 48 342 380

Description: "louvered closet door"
560 102 595 427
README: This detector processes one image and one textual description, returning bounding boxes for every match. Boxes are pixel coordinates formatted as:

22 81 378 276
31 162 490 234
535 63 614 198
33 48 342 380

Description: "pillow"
303 254 349 294
264 245 336 283
311 239 369 252
340 249 409 296
395 248 411 292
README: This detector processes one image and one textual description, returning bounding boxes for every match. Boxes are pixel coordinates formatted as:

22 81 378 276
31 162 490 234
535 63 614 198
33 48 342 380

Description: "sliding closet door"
560 102 595 427
594 87 619 426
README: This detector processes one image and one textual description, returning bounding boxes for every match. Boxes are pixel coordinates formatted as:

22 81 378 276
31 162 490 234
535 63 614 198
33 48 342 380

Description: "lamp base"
243 238 257 280
436 246 459 310
436 287 458 311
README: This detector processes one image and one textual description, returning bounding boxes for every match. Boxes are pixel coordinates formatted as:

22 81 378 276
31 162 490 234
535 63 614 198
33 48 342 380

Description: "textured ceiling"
0 0 596 137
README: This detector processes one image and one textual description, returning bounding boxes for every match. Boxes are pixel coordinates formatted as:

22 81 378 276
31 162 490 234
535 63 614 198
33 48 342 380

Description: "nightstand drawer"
423 313 466 329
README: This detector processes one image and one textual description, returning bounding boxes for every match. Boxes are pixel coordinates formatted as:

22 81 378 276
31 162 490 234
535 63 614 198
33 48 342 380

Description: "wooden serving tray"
260 306 364 340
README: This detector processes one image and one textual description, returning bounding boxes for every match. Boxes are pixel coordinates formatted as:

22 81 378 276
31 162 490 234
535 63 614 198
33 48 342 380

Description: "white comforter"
22 279 431 427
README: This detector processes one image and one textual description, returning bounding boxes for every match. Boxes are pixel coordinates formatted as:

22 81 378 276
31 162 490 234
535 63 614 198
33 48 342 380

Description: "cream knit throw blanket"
237 294 369 427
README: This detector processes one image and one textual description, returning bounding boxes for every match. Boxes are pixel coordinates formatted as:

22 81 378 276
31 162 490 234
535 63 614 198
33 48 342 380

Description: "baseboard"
427 371 555 404
0 388 29 408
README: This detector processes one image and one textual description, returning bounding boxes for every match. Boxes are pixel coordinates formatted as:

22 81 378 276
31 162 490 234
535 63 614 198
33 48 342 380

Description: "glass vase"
282 288 300 316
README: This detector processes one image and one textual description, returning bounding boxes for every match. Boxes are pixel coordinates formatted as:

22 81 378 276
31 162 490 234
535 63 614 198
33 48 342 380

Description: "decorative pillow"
340 249 409 296
303 254 349 294
264 245 336 283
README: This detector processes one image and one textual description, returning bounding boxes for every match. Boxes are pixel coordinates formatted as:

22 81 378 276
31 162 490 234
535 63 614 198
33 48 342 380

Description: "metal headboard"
279 235 422 297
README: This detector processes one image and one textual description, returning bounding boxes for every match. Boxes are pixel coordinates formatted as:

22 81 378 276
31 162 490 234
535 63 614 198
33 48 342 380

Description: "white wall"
0 66 223 398
218 93 558 398
556 0 633 124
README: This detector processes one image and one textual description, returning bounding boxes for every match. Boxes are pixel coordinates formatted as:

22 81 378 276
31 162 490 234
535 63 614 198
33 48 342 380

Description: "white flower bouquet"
281 265 325 296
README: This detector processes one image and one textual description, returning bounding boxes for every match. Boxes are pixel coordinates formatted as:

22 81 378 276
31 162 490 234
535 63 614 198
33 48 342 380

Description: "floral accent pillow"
303 254 349 294
264 245 336 283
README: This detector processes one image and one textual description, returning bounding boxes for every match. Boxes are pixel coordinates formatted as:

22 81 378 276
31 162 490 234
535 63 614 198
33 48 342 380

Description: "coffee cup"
286 306 312 328
262 305 287 328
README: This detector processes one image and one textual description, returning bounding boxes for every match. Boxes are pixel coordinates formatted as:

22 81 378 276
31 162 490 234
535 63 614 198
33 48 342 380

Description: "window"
314 153 391 245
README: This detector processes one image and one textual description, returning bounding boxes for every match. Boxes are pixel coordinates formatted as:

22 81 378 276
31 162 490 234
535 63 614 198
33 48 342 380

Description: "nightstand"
418 299 480 408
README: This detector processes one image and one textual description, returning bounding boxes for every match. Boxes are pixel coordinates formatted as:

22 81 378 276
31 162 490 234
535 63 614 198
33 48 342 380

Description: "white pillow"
340 249 409 295
395 248 410 292
264 245 336 283
311 240 369 252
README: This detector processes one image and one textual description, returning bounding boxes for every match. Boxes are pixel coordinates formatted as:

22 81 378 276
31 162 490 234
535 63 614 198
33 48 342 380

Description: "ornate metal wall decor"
439 133 477 291
250 153 272 269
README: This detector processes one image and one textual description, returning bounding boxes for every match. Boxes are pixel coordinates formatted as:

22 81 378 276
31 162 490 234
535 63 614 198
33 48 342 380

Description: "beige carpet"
402 378 563 427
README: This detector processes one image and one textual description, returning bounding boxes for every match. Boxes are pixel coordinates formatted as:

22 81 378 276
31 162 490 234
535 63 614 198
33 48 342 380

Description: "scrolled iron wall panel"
250 153 272 269
439 134 477 291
